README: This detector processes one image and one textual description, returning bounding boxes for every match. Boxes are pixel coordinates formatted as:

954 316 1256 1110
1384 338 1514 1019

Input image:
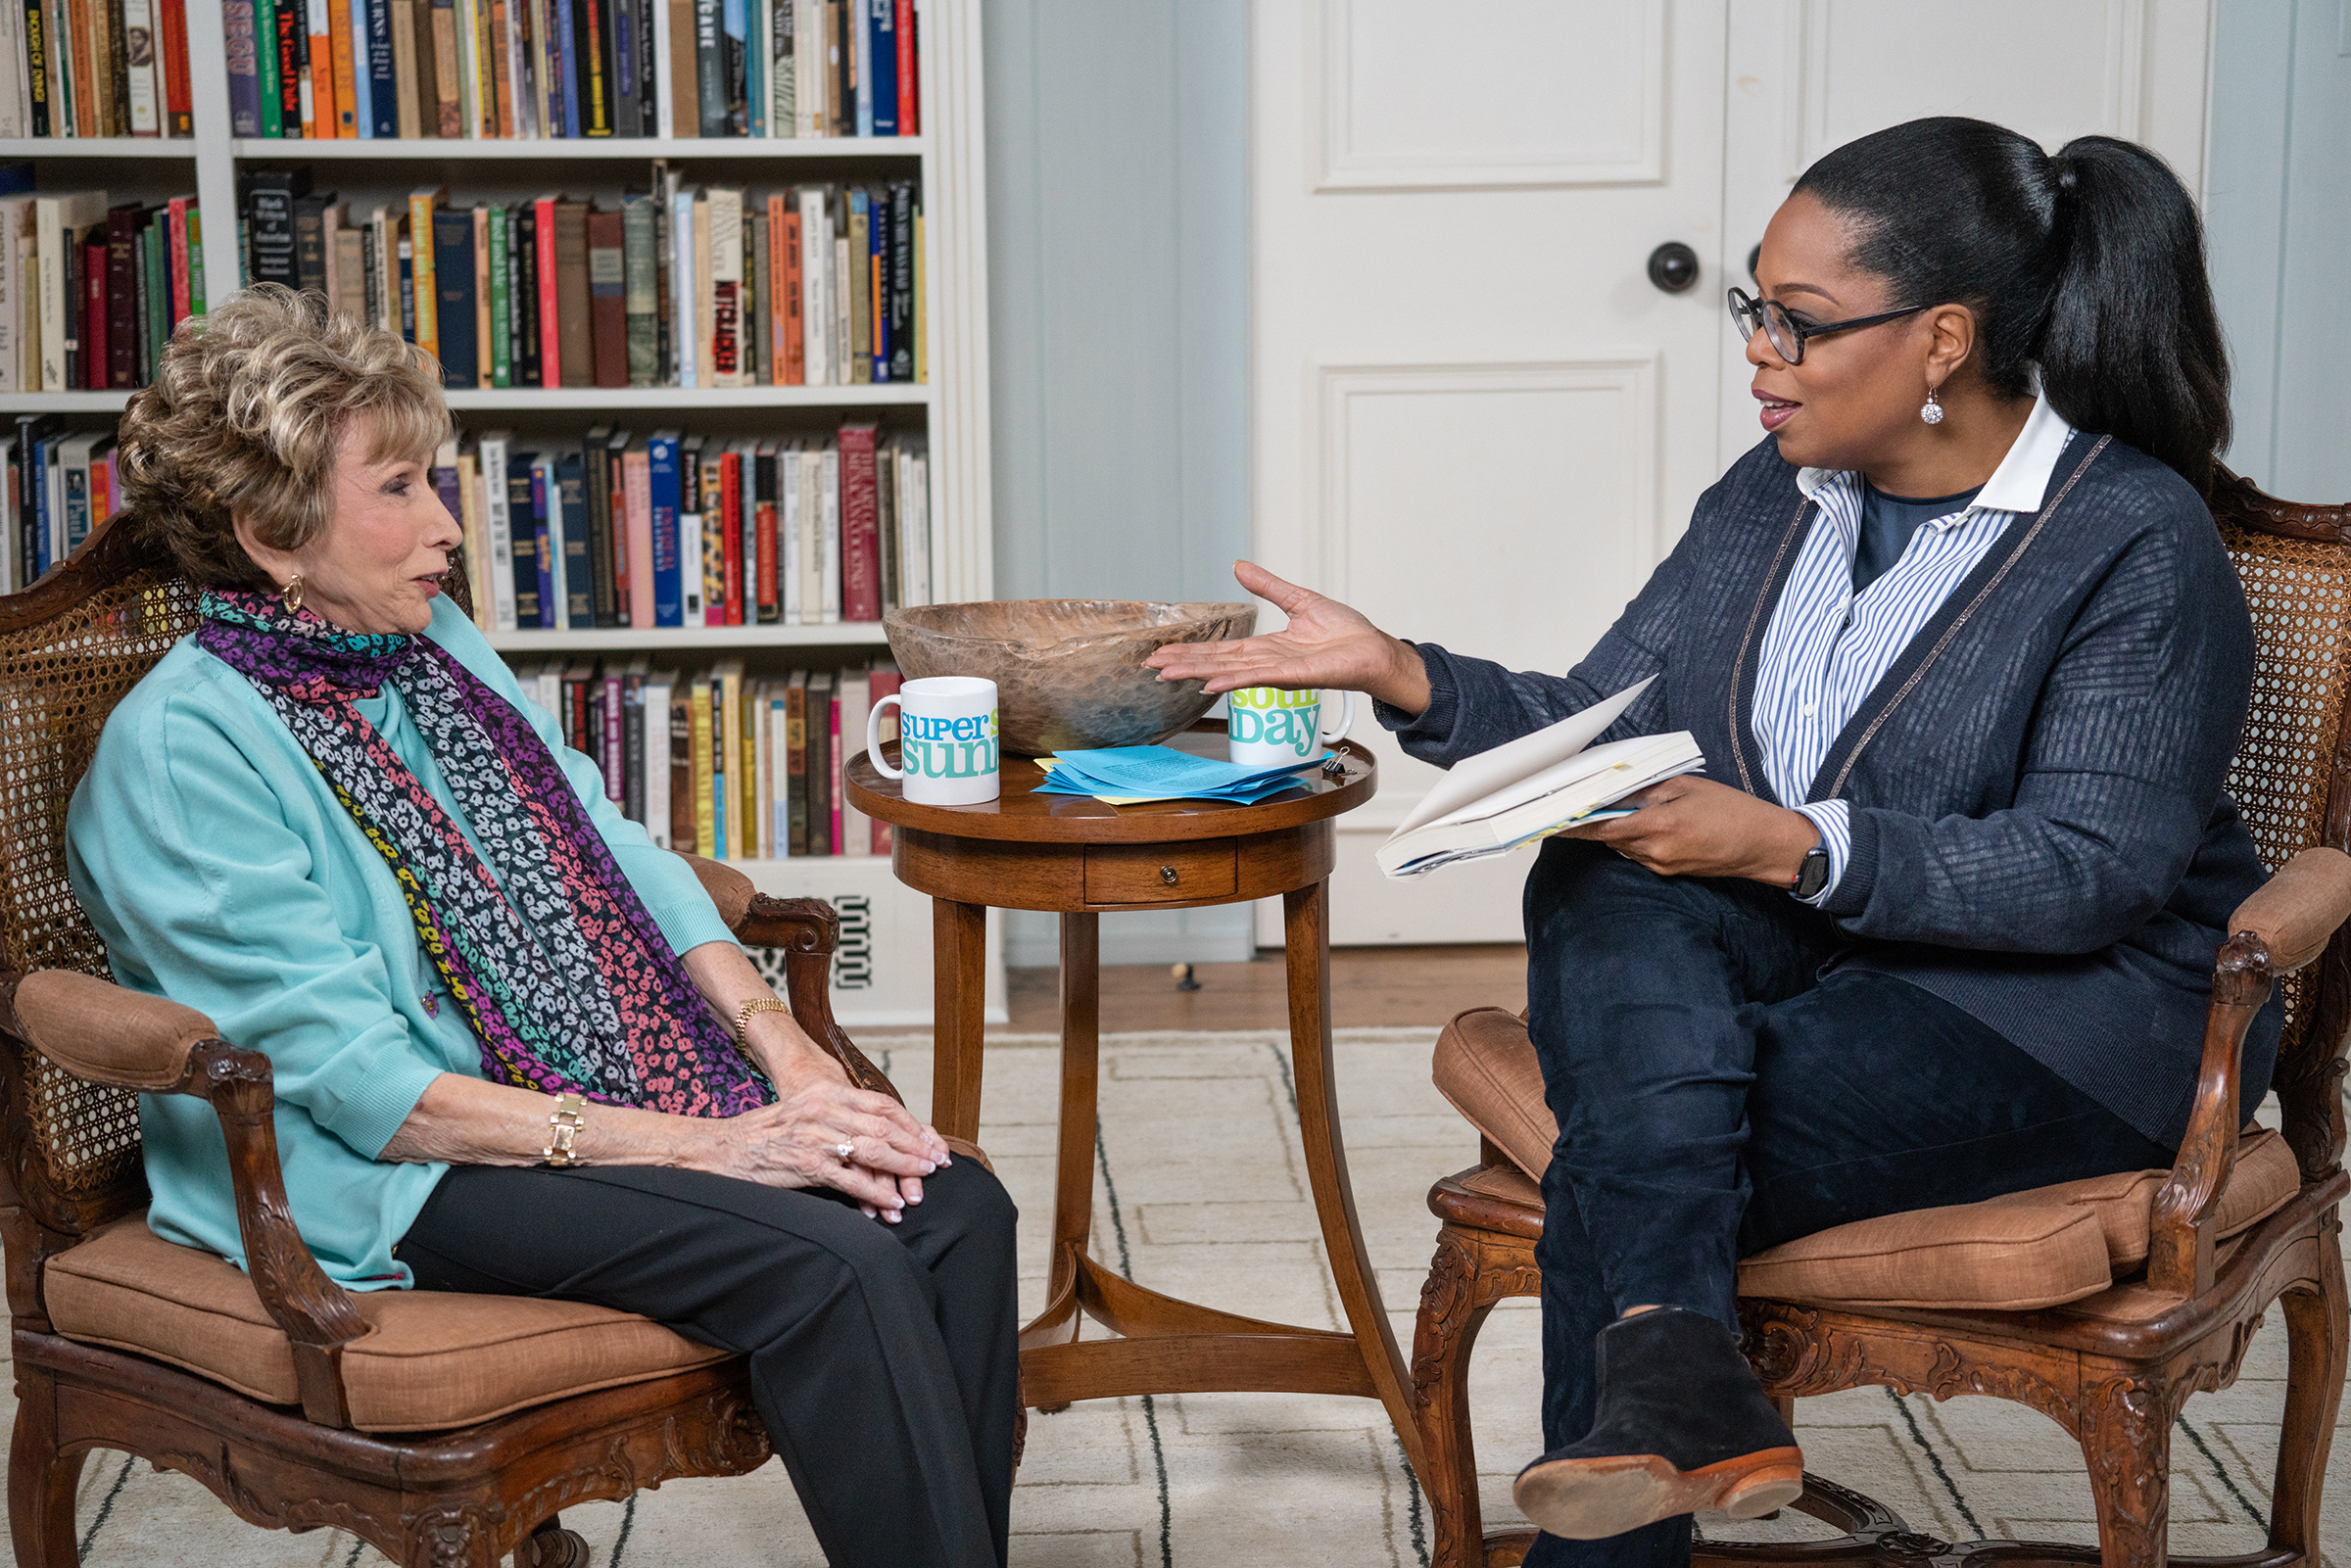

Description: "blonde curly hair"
117 284 452 589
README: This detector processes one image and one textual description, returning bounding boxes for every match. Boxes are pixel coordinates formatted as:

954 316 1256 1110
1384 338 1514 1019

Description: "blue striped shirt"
1758 394 2078 903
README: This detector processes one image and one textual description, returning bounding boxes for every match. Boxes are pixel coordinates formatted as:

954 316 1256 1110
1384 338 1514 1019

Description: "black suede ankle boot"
1512 1306 1801 1541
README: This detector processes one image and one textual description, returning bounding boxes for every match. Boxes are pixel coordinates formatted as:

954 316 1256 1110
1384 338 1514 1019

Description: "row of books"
244 170 920 389
444 420 929 633
7 415 122 593
0 0 195 138
229 0 919 141
529 657 902 861
0 193 205 394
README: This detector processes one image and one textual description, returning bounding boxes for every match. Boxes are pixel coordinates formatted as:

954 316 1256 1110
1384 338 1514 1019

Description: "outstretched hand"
1144 561 1432 714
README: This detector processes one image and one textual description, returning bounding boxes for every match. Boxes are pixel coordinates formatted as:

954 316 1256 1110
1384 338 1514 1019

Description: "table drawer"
1083 841 1238 905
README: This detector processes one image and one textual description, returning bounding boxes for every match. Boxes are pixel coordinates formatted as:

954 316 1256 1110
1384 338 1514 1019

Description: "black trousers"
398 1158 1020 1568
1520 838 2178 1568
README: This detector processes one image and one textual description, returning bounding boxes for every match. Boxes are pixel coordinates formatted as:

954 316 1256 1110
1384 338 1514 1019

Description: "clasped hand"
702 1044 952 1223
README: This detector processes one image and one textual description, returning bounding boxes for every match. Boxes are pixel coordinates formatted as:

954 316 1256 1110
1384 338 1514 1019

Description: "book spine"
839 421 877 620
487 0 511 132
648 432 680 625
624 448 652 627
325 0 355 129
754 458 777 620
690 683 714 855
588 211 625 387
224 1 262 133
303 0 334 135
273 0 303 134
362 0 394 133
533 197 558 385
892 0 911 133
105 210 135 390
485 205 509 384
429 206 474 386
784 678 805 854
622 672 645 821
888 177 912 381
407 190 439 361
551 0 577 133
691 0 720 135
479 436 514 629
581 432 615 623
429 0 459 133
505 453 539 625
622 196 657 384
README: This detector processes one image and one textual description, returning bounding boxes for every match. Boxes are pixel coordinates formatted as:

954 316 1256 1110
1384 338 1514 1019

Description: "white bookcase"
6 1 1002 1025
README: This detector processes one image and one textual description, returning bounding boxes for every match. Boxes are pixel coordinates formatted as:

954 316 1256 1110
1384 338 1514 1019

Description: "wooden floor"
1004 943 1527 1033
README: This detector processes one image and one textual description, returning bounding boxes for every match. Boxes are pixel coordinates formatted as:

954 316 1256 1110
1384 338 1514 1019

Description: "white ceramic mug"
868 676 1002 805
1225 687 1357 767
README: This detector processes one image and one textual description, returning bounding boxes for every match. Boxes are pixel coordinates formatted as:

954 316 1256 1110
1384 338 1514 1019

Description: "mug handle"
1319 689 1357 745
868 693 905 780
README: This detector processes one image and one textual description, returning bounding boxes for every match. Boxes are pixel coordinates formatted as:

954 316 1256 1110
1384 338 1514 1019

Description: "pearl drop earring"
1920 387 1944 425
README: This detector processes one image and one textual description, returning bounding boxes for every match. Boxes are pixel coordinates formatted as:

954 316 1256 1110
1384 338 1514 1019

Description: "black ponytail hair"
1792 117 2231 494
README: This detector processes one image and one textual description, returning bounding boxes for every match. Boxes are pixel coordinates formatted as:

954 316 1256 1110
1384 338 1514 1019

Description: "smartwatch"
1793 845 1831 901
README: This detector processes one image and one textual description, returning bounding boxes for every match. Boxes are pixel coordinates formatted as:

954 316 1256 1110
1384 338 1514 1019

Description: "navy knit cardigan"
1384 431 2279 1148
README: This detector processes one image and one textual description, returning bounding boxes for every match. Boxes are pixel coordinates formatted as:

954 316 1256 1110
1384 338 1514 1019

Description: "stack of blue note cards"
1032 745 1323 805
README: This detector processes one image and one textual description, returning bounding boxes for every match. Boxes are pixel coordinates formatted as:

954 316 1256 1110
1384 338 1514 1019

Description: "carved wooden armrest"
675 854 901 1105
0 971 367 1428
2148 847 2351 1296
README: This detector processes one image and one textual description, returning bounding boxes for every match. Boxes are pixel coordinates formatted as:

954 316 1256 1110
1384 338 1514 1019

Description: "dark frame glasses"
1726 286 1930 365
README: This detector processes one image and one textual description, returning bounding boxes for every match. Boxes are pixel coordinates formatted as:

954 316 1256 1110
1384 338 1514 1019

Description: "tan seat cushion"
1431 1005 2305 1311
45 1217 735 1433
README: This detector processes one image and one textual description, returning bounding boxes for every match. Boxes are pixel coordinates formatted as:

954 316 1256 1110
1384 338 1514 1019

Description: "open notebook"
1377 679 1703 879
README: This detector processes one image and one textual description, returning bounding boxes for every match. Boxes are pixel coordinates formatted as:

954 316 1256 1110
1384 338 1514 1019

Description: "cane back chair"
1408 469 2351 1567
0 514 946 1567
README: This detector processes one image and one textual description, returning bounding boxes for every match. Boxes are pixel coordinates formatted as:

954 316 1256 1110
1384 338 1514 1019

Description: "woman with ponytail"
1151 118 2265 1565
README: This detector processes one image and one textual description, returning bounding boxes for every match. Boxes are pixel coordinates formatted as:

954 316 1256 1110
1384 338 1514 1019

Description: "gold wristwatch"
542 1092 587 1167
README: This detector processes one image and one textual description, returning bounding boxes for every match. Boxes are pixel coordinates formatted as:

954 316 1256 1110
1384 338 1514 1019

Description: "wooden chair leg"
2268 1221 2348 1562
1412 1224 1502 1568
2078 1369 2180 1568
516 1514 592 1568
7 1371 84 1568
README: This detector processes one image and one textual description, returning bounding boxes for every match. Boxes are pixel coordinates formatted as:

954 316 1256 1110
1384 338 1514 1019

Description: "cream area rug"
28 1028 2351 1567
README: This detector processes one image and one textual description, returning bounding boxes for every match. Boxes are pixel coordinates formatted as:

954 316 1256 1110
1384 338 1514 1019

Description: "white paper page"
1386 677 1655 841
1428 733 1693 833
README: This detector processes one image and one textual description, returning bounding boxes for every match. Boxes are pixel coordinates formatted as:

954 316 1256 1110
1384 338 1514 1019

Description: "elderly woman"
66 286 1018 1568
1152 119 2271 1565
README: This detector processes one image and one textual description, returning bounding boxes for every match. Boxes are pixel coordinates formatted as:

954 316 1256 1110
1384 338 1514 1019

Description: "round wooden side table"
844 722 1423 1476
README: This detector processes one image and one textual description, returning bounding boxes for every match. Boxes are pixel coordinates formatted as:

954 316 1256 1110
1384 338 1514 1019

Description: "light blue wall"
2206 0 2351 501
984 0 1257 967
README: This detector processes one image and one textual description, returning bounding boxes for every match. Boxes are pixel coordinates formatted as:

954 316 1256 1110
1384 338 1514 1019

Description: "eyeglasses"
1726 287 1929 365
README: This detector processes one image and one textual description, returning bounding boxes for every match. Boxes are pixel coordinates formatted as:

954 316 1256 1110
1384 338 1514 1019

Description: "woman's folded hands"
700 1039 951 1222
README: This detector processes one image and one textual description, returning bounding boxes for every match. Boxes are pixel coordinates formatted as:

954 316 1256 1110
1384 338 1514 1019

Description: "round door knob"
1160 865 1180 885
1648 241 1700 294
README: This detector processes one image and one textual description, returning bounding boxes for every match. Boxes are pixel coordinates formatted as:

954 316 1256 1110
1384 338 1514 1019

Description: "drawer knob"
1160 865 1179 885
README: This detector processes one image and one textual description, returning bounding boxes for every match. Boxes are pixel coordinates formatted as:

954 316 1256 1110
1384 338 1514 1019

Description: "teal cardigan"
66 595 736 1290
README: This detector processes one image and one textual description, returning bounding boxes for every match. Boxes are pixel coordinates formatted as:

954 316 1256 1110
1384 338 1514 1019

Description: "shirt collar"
1795 390 2077 515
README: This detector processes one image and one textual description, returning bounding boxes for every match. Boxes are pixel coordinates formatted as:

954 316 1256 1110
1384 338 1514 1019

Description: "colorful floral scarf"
197 590 771 1117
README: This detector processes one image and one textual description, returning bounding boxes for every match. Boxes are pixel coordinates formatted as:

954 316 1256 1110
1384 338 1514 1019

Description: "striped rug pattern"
28 1028 2351 1566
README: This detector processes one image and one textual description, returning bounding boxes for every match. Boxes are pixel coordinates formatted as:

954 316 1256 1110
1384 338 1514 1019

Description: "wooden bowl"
884 599 1259 755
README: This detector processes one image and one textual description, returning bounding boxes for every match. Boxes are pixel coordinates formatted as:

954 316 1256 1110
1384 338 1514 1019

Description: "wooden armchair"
0 517 921 1567
1408 470 2351 1568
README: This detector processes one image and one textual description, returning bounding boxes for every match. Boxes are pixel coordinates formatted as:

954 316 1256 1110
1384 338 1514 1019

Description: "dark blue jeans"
1519 838 2176 1568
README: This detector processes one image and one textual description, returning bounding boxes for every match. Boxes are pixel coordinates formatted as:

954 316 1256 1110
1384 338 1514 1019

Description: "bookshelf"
7 1 1001 1023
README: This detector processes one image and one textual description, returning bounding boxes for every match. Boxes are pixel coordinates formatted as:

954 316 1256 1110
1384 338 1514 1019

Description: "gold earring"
280 574 305 613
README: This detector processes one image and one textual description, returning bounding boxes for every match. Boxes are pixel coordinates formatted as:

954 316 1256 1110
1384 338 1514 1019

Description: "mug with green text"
868 676 1002 805
1225 687 1356 768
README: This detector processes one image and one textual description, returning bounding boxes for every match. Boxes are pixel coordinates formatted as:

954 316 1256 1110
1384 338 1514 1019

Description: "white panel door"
1713 0 2217 470
1252 0 1731 946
